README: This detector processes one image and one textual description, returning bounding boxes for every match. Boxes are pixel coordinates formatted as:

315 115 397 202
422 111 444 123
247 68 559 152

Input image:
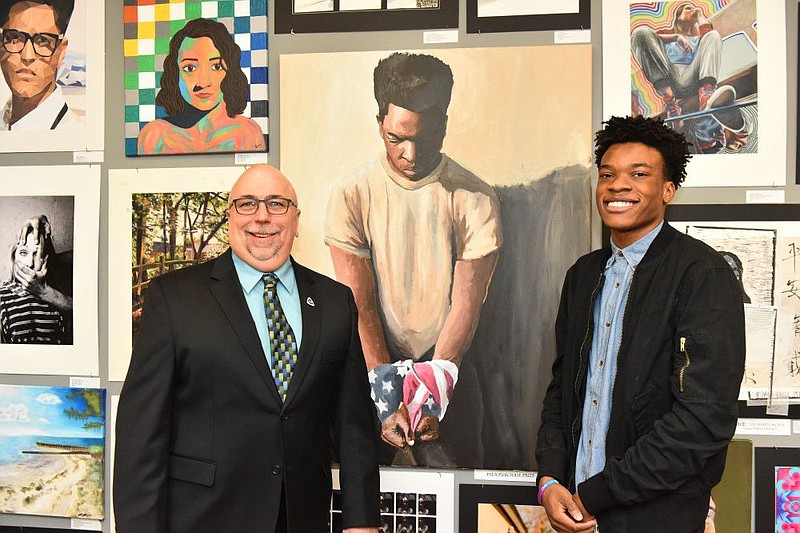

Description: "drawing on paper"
630 0 758 154
686 225 775 305
776 466 800 530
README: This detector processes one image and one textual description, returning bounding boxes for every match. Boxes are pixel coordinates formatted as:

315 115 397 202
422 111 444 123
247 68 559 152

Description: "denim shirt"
575 221 663 487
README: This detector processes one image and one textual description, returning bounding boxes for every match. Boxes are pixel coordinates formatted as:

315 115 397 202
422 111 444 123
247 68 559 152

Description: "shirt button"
271 465 282 475
592 399 598 406
599 360 604 367
281 414 289 421
615 283 620 288
589 439 593 445
605 321 611 327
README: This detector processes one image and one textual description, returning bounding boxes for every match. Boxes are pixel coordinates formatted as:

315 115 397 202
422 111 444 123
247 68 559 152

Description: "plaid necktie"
262 273 298 401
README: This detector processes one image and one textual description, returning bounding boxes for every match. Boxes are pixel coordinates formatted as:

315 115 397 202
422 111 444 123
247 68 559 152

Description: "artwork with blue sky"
0 385 105 519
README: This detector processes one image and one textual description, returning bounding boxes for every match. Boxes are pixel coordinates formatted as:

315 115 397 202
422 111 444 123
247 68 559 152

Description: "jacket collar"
600 221 678 271
208 251 323 408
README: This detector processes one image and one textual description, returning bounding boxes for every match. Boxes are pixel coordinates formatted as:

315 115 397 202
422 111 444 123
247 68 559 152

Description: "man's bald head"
226 164 301 272
229 164 298 206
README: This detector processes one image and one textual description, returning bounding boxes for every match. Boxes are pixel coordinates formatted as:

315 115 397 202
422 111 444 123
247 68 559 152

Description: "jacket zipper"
679 336 690 393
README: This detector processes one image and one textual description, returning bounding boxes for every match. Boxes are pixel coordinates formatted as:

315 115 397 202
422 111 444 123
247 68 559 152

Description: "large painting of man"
325 53 502 467
281 46 593 470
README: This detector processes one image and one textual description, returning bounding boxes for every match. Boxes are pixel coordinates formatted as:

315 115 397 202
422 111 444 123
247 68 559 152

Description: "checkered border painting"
123 0 268 156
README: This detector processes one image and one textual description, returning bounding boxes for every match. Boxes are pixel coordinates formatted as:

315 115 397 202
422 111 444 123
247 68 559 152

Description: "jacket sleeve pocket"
168 454 216 487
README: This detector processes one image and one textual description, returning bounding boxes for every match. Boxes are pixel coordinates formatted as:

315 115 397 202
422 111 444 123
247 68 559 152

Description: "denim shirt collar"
607 220 664 270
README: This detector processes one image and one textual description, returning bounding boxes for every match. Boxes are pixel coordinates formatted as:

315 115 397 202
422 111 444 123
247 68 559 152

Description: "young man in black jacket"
536 116 745 533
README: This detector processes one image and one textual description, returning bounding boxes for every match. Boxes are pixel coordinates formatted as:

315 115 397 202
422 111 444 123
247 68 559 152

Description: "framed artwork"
123 0 268 156
0 0 104 153
109 395 119 533
708 439 752 533
466 0 591 33
107 167 240 381
603 0 787 187
0 526 95 533
666 204 800 405
0 165 99 376
755 447 800 532
275 0 457 33
281 45 593 470
459 483 554 532
0 384 105 519
331 467 454 533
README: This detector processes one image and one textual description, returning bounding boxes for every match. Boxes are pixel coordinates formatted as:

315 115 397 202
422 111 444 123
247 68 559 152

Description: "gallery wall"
0 1 798 531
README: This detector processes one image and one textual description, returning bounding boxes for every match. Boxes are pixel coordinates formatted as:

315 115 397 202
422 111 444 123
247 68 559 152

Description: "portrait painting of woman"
137 18 265 155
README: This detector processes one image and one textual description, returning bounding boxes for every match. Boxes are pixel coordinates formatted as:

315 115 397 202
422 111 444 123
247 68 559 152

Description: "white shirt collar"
1 86 69 130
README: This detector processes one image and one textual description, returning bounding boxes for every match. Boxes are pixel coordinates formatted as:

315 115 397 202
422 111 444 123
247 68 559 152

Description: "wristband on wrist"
537 479 560 504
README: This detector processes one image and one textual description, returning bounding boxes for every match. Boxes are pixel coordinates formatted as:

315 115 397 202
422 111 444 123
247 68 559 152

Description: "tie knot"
263 272 278 290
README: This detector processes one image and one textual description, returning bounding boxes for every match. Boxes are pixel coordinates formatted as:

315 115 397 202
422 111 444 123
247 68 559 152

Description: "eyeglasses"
1 29 63 57
230 196 297 216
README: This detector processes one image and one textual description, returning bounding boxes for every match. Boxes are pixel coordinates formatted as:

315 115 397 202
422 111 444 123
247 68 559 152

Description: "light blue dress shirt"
231 252 303 366
575 221 663 487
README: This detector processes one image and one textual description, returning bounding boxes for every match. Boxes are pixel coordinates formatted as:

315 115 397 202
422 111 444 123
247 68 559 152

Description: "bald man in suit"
114 165 380 533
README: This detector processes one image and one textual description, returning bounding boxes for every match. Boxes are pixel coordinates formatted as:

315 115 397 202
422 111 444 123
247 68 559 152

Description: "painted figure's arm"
432 251 499 366
329 245 391 370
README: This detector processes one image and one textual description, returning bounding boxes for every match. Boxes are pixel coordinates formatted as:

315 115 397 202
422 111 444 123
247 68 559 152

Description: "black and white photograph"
0 195 74 346
467 0 590 33
396 493 416 515
419 494 437 516
0 165 99 376
276 0 457 33
331 469 452 532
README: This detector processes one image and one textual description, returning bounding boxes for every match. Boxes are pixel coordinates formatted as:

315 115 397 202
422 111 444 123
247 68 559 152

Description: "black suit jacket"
114 251 380 533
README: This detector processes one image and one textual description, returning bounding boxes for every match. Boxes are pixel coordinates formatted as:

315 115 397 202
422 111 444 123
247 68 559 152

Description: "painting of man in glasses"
0 0 82 130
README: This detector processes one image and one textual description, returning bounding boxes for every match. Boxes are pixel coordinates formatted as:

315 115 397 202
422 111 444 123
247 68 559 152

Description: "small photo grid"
330 490 438 532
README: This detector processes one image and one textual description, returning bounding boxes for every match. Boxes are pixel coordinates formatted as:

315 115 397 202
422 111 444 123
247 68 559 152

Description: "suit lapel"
284 259 322 407
209 251 282 404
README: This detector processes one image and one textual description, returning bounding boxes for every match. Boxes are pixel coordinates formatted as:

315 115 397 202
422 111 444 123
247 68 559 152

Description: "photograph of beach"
0 385 105 519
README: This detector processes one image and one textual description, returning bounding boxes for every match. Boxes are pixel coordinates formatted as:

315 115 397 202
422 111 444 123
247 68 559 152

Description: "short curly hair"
594 115 692 188
373 52 453 121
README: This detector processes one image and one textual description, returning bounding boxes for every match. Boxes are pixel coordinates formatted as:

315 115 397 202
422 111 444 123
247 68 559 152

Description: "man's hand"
572 492 595 524
14 257 48 297
381 404 413 448
540 481 596 533
676 34 692 53
344 528 378 533
415 413 440 442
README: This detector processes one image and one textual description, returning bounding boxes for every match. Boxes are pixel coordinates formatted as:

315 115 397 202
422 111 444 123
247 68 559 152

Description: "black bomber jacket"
536 222 745 518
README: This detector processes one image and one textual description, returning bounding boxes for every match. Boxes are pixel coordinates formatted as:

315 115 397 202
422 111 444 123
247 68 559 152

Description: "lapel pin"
306 297 315 306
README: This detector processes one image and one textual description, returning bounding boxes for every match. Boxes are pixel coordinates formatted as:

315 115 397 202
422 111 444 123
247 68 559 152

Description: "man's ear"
53 38 68 66
662 179 676 204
